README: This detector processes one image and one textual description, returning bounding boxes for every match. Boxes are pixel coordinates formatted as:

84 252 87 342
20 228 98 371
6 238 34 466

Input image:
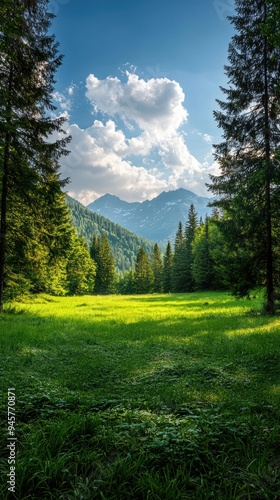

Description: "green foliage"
163 241 173 293
192 218 226 291
67 196 155 274
264 0 280 47
134 247 154 294
207 0 280 311
152 243 163 292
184 203 198 292
0 0 71 306
90 234 116 294
117 269 135 294
192 220 214 291
212 212 261 297
67 234 96 295
172 222 186 292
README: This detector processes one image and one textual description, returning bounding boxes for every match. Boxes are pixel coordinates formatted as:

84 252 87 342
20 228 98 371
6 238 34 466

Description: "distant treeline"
67 196 155 273
118 205 228 295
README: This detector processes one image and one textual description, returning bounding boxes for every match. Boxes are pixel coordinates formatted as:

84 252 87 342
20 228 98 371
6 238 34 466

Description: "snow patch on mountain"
87 188 213 245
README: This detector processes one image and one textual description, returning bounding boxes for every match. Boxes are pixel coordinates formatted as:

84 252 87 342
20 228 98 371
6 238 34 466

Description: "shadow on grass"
1 297 280 411
1 295 280 500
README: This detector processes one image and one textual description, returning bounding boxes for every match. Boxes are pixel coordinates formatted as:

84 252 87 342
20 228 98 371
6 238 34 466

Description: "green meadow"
1 292 280 499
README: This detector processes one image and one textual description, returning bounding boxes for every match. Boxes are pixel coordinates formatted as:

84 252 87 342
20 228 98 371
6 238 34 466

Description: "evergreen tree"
163 241 173 293
90 235 101 265
0 0 70 309
192 218 215 291
207 0 280 313
184 204 198 292
26 189 73 295
90 234 116 294
206 215 228 291
172 221 186 292
152 243 163 293
66 234 96 295
134 247 154 294
99 234 116 294
117 270 135 295
265 0 280 46
67 196 155 274
192 217 226 291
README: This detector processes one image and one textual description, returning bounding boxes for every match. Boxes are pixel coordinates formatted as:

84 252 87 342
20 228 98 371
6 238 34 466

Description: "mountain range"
67 196 155 273
87 188 214 245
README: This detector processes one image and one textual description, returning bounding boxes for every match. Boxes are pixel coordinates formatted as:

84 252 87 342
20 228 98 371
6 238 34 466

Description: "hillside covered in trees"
67 195 155 273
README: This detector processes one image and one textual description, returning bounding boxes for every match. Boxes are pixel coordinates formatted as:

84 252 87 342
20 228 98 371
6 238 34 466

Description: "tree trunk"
0 66 13 312
0 136 10 312
263 4 274 315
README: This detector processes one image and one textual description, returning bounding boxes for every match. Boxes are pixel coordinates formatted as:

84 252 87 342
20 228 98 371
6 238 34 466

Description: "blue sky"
51 0 235 204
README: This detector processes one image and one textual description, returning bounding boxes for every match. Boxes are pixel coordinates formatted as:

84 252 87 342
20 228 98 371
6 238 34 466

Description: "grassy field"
0 291 280 499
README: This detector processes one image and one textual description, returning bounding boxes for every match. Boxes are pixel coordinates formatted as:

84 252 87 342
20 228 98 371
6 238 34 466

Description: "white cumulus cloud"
58 71 214 203
85 72 188 137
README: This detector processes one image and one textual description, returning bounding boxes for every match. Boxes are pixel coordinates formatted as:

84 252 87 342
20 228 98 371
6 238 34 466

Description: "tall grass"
0 292 280 498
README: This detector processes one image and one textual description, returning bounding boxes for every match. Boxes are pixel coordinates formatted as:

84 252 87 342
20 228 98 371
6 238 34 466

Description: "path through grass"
0 292 280 498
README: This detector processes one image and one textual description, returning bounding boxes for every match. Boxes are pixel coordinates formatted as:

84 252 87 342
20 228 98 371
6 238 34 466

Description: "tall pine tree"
192 218 216 291
152 243 163 293
90 234 116 294
0 0 71 309
163 241 173 293
134 247 154 294
172 221 186 292
184 204 198 292
67 233 96 295
207 0 280 313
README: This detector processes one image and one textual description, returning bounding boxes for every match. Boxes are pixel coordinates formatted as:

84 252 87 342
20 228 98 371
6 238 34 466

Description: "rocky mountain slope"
87 188 213 244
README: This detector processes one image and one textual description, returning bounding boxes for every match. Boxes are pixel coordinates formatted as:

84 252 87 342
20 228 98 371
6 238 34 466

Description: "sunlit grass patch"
0 291 280 498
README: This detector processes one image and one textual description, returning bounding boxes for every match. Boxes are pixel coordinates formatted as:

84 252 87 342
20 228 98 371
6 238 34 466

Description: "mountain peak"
87 188 212 245
100 193 120 200
94 193 121 204
155 188 196 201
88 193 127 210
